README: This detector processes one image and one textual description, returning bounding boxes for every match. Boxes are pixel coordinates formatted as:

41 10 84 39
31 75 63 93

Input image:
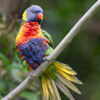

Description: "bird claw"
43 56 50 61
29 72 34 79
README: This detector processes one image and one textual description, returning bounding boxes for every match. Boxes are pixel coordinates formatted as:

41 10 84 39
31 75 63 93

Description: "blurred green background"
0 0 100 100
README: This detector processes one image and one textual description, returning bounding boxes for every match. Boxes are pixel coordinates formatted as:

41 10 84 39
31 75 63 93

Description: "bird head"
22 5 43 23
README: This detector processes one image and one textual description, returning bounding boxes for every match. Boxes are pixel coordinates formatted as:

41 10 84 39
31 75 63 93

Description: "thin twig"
2 0 100 100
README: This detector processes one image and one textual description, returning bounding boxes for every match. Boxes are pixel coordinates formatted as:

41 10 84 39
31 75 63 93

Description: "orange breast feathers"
16 22 48 46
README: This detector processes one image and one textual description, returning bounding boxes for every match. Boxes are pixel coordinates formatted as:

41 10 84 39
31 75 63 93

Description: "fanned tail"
40 61 83 100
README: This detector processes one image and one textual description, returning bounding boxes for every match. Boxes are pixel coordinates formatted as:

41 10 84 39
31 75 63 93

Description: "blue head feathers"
27 5 43 13
23 5 43 22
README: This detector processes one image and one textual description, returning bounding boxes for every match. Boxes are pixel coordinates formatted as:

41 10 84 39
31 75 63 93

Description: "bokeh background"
0 0 100 100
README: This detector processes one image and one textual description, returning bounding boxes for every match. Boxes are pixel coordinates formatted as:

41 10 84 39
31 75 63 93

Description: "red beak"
37 13 43 20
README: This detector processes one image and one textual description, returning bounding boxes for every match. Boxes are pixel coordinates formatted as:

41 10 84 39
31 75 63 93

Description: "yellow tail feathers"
40 61 82 100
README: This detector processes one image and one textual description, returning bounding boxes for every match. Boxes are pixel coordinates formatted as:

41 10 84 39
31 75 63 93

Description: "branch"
2 0 100 100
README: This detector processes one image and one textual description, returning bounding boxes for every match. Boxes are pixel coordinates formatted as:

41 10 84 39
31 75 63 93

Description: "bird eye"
31 11 34 13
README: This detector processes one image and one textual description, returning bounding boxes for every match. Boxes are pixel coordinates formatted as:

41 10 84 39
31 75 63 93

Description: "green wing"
42 29 54 48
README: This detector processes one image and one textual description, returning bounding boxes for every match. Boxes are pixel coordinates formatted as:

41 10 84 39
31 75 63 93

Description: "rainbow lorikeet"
16 5 82 100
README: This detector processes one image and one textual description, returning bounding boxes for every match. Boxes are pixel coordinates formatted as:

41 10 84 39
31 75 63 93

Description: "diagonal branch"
2 0 100 100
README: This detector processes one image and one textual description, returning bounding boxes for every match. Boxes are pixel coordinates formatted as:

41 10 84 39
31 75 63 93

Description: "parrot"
16 5 82 100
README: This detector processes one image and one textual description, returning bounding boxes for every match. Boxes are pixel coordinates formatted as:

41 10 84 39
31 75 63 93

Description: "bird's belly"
17 38 48 69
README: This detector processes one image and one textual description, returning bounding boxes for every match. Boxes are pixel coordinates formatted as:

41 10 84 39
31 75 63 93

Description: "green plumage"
42 29 54 48
41 29 56 81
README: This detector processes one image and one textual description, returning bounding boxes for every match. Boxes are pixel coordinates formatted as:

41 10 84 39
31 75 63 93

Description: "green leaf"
20 91 37 100
0 95 3 99
0 79 8 94
0 52 10 65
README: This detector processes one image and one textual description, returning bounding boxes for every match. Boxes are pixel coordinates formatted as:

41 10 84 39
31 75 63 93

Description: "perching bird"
16 5 82 100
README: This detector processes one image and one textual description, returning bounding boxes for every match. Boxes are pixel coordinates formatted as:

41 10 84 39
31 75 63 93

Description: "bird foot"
43 56 50 62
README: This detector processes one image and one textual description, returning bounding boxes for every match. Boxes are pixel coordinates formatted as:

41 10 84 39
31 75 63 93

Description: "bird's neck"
21 21 41 36
16 22 45 45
